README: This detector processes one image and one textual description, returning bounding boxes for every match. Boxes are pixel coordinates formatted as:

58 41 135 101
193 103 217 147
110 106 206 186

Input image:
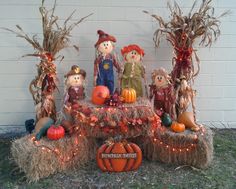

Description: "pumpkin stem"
113 135 123 142
105 137 114 145
106 136 124 144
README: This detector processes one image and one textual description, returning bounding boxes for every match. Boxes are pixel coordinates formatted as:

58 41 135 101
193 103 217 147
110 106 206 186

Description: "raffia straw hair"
151 68 171 84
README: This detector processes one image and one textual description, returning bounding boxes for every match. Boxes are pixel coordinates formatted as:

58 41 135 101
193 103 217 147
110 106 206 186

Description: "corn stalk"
144 0 229 120
2 0 92 121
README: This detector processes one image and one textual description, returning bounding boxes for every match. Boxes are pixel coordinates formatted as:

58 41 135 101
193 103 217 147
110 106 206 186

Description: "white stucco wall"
0 0 235 130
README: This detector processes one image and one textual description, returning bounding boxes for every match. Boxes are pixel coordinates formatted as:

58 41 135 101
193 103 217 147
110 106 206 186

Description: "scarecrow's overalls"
95 54 118 94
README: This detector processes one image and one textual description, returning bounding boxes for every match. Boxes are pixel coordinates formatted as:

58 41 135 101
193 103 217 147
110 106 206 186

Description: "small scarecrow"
121 44 147 97
94 30 121 94
64 65 86 106
149 68 176 119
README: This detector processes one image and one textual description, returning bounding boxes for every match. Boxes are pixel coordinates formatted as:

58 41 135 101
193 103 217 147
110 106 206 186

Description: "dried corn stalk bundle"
2 0 92 121
144 0 229 118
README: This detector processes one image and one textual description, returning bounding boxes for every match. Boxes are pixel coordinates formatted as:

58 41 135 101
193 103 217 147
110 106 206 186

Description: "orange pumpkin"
96 140 142 172
171 122 185 133
47 125 65 140
121 88 136 103
92 85 110 105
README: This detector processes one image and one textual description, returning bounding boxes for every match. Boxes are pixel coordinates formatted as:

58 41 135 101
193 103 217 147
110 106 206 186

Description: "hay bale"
72 98 158 138
11 134 98 182
135 126 213 169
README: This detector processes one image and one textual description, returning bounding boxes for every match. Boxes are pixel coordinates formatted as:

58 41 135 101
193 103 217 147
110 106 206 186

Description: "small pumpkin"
171 122 185 133
92 85 110 105
121 88 136 103
47 125 65 140
96 140 142 172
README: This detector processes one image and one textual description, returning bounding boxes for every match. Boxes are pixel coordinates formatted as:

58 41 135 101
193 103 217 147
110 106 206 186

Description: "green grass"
0 129 235 189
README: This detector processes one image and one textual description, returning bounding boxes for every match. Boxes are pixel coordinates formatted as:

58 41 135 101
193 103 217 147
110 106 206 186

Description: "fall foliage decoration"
96 139 142 172
105 89 123 107
72 98 161 138
2 0 92 121
121 88 137 103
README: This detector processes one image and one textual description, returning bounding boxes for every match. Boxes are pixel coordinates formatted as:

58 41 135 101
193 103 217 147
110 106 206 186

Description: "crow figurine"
25 119 35 133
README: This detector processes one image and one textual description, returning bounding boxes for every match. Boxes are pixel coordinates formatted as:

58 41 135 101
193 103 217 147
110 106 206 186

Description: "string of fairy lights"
151 125 206 153
29 119 206 164
30 134 83 163
73 104 159 136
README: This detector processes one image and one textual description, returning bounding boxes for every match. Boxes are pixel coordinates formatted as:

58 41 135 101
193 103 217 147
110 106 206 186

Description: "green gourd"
35 118 54 140
161 113 172 127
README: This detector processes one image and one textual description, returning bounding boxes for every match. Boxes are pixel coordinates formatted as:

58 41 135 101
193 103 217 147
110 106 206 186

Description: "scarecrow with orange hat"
121 44 147 97
94 30 121 94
